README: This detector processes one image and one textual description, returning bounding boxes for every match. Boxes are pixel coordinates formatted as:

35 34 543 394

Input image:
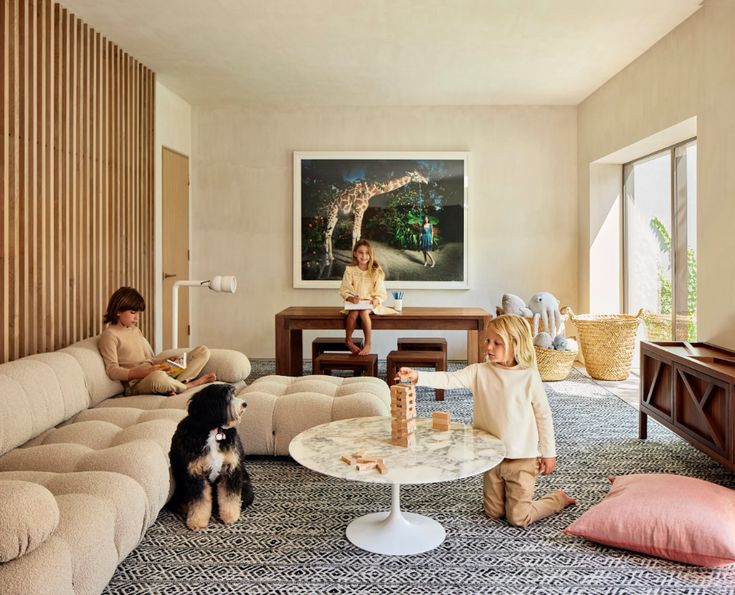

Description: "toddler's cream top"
338 265 387 303
418 362 556 459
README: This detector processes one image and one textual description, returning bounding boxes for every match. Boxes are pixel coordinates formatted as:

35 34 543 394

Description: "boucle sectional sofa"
0 337 251 595
0 337 391 594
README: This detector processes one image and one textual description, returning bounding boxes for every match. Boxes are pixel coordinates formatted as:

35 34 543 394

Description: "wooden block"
391 404 416 418
376 461 387 474
352 450 365 458
391 418 416 433
392 434 416 448
390 385 415 400
357 455 384 464
433 411 451 423
340 455 353 465
433 411 451 431
355 462 377 472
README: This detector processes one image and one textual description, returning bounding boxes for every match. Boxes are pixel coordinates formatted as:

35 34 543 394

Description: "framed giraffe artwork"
293 151 469 289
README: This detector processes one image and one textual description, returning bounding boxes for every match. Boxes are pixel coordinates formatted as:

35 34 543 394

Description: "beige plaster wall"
189 106 577 359
578 0 735 349
153 82 192 352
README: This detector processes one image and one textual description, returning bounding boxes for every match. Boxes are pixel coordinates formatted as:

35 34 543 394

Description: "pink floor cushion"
564 473 735 567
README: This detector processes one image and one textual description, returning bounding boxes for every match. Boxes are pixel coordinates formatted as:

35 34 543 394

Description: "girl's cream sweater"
418 362 556 459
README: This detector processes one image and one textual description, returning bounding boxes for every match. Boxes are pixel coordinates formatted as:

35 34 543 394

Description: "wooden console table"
275 306 492 376
639 341 735 472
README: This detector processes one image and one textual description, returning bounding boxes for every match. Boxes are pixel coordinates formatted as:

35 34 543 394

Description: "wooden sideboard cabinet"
639 341 735 472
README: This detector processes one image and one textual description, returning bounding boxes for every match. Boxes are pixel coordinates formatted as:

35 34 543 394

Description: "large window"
623 139 697 341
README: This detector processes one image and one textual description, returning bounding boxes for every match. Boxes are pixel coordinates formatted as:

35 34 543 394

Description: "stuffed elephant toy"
529 292 562 338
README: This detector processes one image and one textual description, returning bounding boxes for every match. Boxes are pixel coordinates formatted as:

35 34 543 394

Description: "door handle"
163 272 177 280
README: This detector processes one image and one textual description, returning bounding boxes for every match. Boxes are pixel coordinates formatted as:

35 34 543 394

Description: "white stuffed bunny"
528 292 562 338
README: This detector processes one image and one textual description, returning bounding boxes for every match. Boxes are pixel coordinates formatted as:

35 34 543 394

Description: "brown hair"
103 287 146 324
350 239 384 282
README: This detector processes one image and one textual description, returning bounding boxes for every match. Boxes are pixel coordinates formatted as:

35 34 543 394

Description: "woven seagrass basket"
534 345 577 381
642 311 692 341
564 307 644 381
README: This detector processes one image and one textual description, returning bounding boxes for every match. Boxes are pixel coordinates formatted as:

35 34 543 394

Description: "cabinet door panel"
674 366 729 457
641 354 673 420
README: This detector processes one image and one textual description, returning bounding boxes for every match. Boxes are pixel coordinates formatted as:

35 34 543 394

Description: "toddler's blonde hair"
488 314 537 369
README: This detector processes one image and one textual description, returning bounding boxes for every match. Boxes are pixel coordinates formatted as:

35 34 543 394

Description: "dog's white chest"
206 429 225 482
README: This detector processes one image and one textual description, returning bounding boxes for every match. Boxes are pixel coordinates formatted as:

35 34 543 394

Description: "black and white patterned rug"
104 362 735 594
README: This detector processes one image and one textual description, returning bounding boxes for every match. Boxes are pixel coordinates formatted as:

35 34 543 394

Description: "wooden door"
162 148 190 349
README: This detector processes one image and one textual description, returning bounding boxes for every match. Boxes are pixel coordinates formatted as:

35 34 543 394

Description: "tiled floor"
574 364 640 409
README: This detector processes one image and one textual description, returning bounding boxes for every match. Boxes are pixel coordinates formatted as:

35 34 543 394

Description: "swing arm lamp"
171 275 237 349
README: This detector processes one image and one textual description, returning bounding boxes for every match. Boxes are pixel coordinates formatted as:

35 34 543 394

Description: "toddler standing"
338 239 387 355
398 314 575 527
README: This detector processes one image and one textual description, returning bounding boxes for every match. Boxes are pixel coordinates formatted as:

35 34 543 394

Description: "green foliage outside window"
649 216 697 339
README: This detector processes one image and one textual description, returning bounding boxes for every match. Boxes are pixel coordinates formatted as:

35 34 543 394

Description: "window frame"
622 137 697 338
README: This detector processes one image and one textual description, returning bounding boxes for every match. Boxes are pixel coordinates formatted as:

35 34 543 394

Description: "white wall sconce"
171 275 237 349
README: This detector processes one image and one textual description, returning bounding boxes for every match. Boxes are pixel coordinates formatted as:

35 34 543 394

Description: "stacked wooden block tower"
390 384 417 447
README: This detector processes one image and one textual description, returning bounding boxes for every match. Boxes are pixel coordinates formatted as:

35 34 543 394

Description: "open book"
164 352 187 378
343 299 375 311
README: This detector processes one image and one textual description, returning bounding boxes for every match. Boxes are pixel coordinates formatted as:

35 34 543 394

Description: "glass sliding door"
623 139 697 341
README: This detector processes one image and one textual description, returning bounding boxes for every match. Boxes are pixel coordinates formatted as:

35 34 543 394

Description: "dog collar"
215 428 227 441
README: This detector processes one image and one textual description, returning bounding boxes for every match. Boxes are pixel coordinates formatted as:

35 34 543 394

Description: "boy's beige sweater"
418 362 556 459
98 325 155 382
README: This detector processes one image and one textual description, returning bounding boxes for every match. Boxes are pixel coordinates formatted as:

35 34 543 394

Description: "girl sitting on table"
339 239 386 356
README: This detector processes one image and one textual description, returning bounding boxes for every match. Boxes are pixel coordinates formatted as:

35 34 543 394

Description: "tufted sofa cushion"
0 353 90 456
59 337 125 406
0 480 60 562
0 468 150 595
0 439 169 523
238 375 391 455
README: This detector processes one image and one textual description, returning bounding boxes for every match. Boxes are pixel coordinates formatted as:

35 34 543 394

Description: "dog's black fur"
169 383 254 530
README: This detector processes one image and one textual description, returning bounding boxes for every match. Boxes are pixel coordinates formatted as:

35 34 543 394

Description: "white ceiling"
58 0 702 107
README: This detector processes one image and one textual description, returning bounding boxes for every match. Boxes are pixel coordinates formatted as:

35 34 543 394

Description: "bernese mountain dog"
169 383 254 530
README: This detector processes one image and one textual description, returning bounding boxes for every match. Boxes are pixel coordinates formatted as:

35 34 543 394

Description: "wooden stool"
314 353 378 377
311 337 364 364
397 337 448 352
386 349 447 400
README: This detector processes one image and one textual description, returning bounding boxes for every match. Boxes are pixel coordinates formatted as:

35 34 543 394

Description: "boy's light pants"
129 345 210 395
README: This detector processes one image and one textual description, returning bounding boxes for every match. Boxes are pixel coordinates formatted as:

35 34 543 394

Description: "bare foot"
358 343 371 356
559 491 576 507
345 339 360 355
187 372 217 388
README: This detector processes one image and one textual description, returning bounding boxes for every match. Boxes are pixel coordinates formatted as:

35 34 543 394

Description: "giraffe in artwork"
323 170 428 266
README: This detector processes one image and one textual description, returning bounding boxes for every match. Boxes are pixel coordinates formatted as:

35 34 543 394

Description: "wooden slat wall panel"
1 0 155 363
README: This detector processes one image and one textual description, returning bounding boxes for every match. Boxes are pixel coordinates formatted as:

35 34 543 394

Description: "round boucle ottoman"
238 375 390 455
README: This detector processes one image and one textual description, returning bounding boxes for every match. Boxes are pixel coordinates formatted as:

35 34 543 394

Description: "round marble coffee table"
289 415 505 555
